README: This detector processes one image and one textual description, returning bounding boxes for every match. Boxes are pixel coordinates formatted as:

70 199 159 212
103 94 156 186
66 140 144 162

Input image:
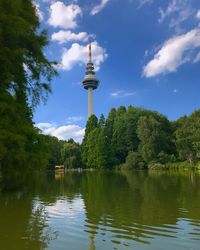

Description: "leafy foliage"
0 0 57 188
81 106 200 169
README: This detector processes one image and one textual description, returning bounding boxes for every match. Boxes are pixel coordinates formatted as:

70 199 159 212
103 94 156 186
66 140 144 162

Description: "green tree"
61 140 82 169
175 110 200 163
0 0 57 187
81 115 98 167
137 114 174 165
122 151 146 170
111 106 128 165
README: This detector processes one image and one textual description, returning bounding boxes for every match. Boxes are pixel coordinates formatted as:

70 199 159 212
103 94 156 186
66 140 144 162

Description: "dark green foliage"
42 136 64 169
61 140 82 169
82 115 110 169
81 115 98 167
0 0 57 106
0 0 57 188
122 151 146 170
111 106 128 165
175 110 200 163
137 114 174 164
82 106 200 169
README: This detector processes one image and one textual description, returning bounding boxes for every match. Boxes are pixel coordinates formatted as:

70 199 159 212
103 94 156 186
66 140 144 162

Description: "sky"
33 0 200 142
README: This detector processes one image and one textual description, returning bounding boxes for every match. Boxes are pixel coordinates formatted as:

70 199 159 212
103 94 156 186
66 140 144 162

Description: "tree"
0 0 57 187
0 0 57 105
111 106 128 165
175 110 200 163
122 151 146 170
137 114 174 164
61 140 82 169
81 115 98 167
83 117 110 169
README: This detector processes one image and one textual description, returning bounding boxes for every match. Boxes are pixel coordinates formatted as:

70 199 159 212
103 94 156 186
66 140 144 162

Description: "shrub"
122 151 146 170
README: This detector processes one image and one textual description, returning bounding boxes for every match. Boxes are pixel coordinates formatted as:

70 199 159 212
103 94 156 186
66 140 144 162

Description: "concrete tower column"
88 87 93 117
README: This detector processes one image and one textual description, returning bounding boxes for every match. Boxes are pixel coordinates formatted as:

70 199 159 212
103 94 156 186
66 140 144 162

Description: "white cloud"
48 2 82 29
143 28 200 78
111 90 137 98
37 122 53 130
173 89 178 93
91 0 109 15
51 30 90 44
158 0 193 33
33 1 44 21
197 10 200 20
60 41 107 71
65 116 84 124
158 0 180 23
36 122 85 143
193 52 200 63
137 0 153 8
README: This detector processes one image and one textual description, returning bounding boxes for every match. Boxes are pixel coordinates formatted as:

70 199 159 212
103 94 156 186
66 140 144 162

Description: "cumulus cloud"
60 41 107 71
91 0 109 15
51 30 90 44
111 90 137 98
48 2 82 29
143 28 200 78
36 122 85 143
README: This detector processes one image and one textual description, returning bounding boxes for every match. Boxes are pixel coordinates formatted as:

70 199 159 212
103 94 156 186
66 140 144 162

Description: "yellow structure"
55 165 64 170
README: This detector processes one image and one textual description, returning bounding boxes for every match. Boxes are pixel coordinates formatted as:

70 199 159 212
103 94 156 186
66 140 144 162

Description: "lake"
0 170 200 250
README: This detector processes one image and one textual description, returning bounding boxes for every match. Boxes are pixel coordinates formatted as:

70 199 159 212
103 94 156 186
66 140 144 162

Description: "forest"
0 0 200 189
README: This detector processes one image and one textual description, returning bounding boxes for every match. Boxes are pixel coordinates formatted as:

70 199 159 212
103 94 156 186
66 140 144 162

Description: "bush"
122 151 146 170
148 162 166 170
165 161 195 169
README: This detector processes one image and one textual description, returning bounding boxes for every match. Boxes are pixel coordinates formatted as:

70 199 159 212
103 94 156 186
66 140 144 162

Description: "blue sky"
34 0 200 142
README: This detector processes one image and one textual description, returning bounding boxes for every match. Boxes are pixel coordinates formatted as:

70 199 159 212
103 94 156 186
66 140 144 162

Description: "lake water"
0 170 200 250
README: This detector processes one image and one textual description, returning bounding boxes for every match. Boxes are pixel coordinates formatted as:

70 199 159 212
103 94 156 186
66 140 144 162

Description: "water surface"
0 170 200 250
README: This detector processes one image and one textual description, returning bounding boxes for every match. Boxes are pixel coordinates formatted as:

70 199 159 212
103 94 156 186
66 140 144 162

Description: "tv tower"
82 42 100 117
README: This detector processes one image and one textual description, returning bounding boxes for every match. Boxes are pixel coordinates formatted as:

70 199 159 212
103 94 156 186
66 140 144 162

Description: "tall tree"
175 110 200 163
0 0 57 104
81 115 98 167
0 0 57 187
111 106 128 165
137 114 174 164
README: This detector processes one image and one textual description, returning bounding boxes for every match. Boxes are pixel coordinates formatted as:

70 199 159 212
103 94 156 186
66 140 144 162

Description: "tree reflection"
1 170 200 249
0 191 56 250
81 170 200 246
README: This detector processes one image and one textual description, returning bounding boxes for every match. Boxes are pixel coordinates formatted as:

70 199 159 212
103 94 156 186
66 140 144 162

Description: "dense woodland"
0 1 200 188
30 106 200 171
80 107 200 170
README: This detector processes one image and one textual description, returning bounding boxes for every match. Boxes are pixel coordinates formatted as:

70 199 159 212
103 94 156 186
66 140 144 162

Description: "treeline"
80 106 200 170
45 137 82 170
46 106 200 170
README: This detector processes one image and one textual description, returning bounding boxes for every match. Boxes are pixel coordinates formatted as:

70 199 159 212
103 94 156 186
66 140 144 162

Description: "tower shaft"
88 87 93 117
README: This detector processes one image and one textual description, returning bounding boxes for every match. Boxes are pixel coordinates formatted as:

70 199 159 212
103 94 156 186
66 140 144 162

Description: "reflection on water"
0 170 200 249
